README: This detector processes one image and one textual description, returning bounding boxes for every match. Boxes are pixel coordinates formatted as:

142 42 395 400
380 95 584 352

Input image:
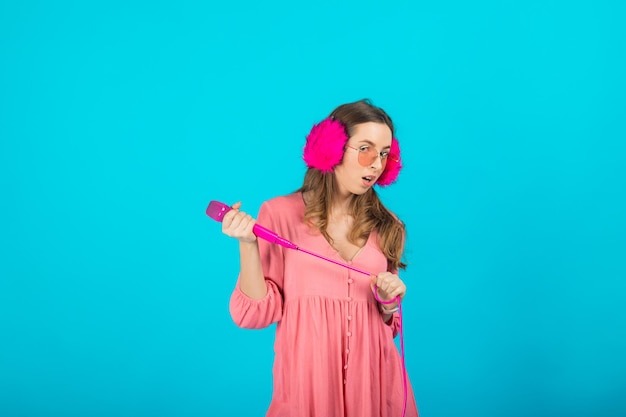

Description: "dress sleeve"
229 201 285 329
385 311 401 338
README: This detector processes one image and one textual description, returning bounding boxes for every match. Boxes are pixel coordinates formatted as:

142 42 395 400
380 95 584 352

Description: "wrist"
238 240 259 254
379 303 399 314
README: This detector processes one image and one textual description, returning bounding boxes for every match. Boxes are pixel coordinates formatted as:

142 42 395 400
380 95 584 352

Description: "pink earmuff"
302 118 402 186
376 136 402 186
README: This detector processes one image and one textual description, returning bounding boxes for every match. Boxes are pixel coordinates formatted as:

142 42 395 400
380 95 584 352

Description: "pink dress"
229 193 418 417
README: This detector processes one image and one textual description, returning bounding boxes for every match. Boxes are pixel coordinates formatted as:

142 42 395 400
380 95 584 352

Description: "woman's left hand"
370 272 406 303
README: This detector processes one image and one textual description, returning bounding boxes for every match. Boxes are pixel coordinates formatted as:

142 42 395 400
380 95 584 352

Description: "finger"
376 281 388 297
374 272 388 286
224 211 248 233
374 274 388 293
226 212 243 230
382 277 394 293
239 215 255 234
389 285 402 299
231 201 242 210
389 290 405 300
391 283 406 299
245 215 256 230
382 274 399 288
234 215 257 242
236 210 252 224
377 286 392 300
385 281 405 300
222 207 240 226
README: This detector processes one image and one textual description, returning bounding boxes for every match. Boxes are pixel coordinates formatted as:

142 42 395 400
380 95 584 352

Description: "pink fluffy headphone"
302 118 402 186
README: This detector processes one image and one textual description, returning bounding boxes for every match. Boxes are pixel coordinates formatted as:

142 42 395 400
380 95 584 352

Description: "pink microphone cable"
207 200 408 417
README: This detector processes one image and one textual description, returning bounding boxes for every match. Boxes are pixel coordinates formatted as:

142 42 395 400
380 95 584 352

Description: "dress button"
345 348 350 354
347 315 352 320
344 365 348 370
346 297 352 302
348 279 354 284
347 332 352 337
344 379 347 384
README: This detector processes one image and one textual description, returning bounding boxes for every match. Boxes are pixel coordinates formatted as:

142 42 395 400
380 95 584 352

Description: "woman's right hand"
221 202 257 243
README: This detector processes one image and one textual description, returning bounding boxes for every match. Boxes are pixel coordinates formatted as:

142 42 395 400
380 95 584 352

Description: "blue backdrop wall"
1 1 625 416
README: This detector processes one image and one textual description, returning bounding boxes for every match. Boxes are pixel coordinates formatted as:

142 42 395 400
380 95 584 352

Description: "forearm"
238 240 268 300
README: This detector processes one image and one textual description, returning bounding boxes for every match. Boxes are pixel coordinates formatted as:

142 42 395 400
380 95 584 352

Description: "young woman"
221 99 418 417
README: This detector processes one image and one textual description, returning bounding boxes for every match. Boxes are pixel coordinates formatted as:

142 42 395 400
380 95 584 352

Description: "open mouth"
362 176 375 186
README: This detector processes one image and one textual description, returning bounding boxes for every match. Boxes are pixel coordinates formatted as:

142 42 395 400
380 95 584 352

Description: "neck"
330 192 353 217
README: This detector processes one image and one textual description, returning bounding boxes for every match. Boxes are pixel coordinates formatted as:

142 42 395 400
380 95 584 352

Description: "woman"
222 99 418 417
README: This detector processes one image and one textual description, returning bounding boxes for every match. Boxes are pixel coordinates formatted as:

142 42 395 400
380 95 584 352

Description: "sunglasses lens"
357 151 371 166
357 148 387 169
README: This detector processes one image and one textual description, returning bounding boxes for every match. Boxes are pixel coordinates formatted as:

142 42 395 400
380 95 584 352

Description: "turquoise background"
1 0 625 416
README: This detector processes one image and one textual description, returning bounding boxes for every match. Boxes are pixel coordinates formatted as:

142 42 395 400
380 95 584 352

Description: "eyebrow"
358 139 391 149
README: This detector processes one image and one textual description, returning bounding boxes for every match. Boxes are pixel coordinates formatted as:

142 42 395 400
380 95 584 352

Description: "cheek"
335 149 364 177
333 165 346 180
335 162 354 180
338 155 359 171
334 165 355 187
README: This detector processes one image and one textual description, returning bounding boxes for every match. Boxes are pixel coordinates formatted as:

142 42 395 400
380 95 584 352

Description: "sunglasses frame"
345 144 397 168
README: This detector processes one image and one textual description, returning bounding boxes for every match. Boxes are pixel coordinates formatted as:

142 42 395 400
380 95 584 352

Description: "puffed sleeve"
229 201 284 329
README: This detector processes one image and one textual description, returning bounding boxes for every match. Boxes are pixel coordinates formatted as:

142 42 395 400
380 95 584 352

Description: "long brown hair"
297 99 407 271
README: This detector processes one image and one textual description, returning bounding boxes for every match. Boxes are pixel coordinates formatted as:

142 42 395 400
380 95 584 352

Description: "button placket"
344 270 354 384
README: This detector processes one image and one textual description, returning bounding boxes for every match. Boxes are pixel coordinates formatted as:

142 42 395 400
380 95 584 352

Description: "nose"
370 154 384 171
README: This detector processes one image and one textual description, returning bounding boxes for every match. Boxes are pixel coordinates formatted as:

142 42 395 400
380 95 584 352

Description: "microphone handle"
253 224 298 250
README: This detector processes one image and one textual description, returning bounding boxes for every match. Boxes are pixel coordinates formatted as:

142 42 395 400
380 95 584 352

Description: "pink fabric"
229 193 418 417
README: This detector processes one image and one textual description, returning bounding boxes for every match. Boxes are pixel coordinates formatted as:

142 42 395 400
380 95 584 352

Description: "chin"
351 186 372 196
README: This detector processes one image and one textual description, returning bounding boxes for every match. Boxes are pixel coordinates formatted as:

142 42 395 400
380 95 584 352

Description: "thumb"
370 275 378 293
231 201 242 210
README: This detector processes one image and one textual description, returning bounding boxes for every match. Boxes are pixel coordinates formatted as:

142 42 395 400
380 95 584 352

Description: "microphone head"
206 201 231 222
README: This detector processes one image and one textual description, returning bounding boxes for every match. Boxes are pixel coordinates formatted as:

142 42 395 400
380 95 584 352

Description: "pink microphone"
206 201 298 250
